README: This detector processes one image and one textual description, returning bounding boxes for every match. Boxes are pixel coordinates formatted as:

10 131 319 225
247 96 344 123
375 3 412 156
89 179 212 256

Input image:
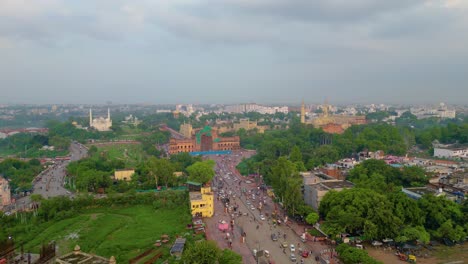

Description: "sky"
0 0 467 105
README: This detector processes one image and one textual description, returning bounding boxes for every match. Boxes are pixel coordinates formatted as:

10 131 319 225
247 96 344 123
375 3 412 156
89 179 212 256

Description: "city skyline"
1 1 468 104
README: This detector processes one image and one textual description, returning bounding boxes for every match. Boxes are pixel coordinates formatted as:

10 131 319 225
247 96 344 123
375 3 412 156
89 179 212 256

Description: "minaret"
107 108 110 120
89 109 93 127
300 100 305 124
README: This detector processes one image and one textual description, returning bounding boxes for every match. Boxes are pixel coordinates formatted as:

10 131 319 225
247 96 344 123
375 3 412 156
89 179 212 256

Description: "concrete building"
434 145 468 159
89 109 112 131
0 176 11 210
302 173 353 210
114 169 135 181
188 182 214 217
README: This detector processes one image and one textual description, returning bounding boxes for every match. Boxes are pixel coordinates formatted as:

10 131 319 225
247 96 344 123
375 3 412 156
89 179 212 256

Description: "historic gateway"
169 126 240 154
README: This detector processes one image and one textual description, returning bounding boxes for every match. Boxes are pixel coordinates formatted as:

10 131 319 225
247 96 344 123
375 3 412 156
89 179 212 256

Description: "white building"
434 145 468 159
89 108 112 131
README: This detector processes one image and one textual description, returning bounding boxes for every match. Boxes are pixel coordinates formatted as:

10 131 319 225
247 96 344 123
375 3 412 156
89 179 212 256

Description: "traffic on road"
204 150 331 264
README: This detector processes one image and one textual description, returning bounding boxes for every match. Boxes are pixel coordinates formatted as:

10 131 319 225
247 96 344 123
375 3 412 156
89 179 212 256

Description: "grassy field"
19 205 192 263
96 144 145 167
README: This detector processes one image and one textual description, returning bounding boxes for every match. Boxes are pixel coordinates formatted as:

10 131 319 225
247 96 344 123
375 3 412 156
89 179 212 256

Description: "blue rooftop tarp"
189 150 232 156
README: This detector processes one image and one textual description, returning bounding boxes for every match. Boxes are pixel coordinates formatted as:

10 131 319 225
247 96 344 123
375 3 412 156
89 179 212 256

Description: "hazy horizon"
1 1 468 105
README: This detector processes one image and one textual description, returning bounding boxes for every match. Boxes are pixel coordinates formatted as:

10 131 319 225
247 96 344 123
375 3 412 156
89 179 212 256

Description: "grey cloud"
205 0 424 22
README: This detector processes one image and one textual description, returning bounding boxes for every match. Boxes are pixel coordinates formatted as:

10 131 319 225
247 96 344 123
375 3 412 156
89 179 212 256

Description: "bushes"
336 244 382 264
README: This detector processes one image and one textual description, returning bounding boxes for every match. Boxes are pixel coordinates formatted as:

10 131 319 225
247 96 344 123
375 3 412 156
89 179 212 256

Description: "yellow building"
114 169 135 181
180 123 193 139
189 183 214 218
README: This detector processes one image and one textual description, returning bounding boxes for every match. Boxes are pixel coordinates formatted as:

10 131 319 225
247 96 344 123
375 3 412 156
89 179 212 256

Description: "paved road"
205 151 329 264
32 142 87 198
6 142 88 212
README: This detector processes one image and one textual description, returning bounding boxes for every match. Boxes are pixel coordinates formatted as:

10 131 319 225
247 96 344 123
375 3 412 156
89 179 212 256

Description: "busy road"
204 151 326 264
32 142 87 198
4 142 88 212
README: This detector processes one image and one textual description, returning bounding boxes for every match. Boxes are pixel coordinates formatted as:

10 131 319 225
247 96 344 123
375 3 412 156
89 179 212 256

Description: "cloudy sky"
0 0 467 105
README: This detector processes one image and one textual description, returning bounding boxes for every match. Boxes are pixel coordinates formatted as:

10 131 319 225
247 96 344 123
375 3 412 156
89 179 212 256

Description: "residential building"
434 145 468 159
302 173 354 210
188 182 214 217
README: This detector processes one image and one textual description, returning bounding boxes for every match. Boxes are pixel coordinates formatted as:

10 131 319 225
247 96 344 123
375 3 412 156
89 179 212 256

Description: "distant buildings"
0 176 11 210
89 108 112 131
410 102 456 119
122 114 141 126
300 101 366 134
223 103 288 114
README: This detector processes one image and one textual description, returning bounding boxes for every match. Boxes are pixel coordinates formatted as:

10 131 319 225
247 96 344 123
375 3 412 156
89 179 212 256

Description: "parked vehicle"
290 253 297 262
290 244 295 252
271 233 278 241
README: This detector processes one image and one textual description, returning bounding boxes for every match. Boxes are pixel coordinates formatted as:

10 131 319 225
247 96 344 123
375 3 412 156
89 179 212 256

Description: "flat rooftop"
321 181 354 190
189 192 203 201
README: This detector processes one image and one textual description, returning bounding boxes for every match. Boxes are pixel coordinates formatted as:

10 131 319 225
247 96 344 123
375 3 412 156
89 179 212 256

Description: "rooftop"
321 180 354 190
189 192 203 201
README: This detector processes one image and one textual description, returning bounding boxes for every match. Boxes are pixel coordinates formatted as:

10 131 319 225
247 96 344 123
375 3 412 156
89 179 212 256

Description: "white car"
290 244 295 252
260 215 265 221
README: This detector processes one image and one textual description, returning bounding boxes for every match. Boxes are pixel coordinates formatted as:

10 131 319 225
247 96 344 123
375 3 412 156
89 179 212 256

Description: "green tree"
336 243 382 264
181 240 220 264
306 212 319 225
146 157 176 187
219 249 242 264
395 226 430 244
187 160 216 184
289 145 303 162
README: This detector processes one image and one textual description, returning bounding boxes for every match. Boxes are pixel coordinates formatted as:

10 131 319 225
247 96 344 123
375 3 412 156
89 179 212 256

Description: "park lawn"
96 144 145 167
19 205 191 263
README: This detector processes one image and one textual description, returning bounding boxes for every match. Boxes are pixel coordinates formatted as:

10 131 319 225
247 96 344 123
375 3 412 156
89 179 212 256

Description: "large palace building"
169 125 240 154
301 101 366 134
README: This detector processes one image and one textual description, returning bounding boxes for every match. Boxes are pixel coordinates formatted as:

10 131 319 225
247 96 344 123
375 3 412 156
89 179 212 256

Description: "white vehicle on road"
290 244 295 252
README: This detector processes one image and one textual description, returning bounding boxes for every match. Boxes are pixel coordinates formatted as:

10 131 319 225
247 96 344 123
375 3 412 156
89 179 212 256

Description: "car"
302 250 310 258
290 253 297 262
271 233 278 241
260 214 265 221
290 244 295 252
250 206 255 210
281 242 288 248
372 241 383 246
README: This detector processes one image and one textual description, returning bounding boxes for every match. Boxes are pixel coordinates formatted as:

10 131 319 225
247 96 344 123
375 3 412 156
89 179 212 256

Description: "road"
32 142 88 198
6 142 88 212
204 151 331 264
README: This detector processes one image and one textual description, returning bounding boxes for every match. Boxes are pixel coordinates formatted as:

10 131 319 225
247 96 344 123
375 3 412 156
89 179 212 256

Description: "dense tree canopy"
0 158 43 192
181 240 242 264
186 160 216 184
